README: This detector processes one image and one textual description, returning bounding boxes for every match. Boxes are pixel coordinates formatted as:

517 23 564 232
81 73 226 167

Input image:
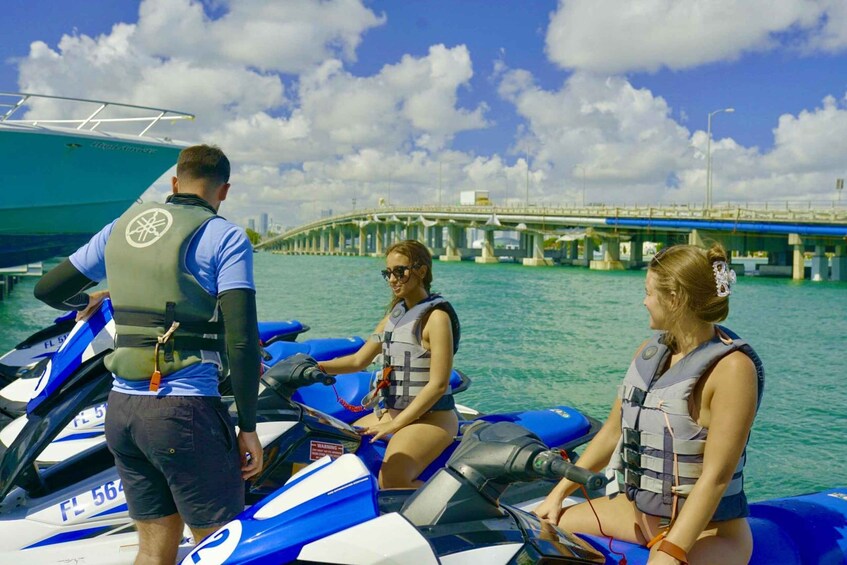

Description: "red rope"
326 365 392 414
559 450 628 564
332 384 365 412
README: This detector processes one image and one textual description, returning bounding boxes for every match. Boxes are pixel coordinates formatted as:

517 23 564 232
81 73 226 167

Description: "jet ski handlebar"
260 353 336 396
530 450 608 491
401 422 608 527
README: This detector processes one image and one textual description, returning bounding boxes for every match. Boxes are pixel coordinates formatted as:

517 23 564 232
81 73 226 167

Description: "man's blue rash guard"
56 210 260 432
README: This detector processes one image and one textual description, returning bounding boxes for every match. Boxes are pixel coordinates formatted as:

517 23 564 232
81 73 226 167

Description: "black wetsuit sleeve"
219 288 260 433
33 259 97 311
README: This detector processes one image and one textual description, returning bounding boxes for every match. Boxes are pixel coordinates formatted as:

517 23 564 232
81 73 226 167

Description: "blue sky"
3 0 847 227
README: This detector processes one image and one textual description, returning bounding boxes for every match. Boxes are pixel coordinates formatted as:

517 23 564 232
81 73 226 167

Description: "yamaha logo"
125 208 173 248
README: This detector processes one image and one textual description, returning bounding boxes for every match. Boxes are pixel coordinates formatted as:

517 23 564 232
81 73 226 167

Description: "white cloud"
12 1 491 226
806 0 847 53
499 70 695 203
11 0 847 228
545 0 844 73
17 24 286 137
300 45 487 151
135 0 386 73
496 66 847 206
214 44 489 169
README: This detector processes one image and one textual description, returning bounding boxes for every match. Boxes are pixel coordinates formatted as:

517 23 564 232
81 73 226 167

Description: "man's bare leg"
190 525 223 546
134 513 184 565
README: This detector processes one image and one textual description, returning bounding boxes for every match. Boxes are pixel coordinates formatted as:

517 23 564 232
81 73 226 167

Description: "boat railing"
0 92 194 137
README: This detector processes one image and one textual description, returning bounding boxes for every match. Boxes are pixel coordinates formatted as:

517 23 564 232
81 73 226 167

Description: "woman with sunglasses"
533 243 764 565
317 239 460 489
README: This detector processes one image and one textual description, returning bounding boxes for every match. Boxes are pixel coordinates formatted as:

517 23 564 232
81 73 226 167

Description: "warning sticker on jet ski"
309 440 344 461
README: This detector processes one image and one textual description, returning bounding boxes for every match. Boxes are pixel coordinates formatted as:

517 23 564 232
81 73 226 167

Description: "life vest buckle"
622 427 641 448
625 386 647 407
622 446 641 467
624 468 642 488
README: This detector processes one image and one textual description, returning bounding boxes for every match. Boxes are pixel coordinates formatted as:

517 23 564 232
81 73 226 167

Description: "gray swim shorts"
104 391 244 528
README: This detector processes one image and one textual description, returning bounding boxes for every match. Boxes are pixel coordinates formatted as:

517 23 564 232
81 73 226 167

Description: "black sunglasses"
381 263 421 282
381 265 411 281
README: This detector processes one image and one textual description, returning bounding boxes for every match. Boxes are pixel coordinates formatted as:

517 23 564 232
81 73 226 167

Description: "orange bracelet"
657 539 689 564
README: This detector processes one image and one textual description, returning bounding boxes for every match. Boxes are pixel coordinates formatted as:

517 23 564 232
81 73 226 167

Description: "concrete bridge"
256 204 847 281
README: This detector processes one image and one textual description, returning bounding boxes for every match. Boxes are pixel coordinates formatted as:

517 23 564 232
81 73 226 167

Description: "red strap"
332 384 366 413
657 540 688 564
330 366 394 413
560 450 627 565
378 366 393 389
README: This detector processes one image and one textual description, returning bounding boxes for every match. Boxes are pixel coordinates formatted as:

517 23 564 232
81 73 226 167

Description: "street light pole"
525 152 530 207
706 107 735 209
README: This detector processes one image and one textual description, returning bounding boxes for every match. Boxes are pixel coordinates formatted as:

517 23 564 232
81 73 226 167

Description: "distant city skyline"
3 1 847 228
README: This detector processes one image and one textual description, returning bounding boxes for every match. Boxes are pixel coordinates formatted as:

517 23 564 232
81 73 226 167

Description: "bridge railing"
257 202 846 248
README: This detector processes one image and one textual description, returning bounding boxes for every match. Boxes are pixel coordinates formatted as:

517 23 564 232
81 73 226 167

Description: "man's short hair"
176 145 230 186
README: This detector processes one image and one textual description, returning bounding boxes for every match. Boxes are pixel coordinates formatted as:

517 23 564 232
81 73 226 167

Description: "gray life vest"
103 201 226 381
610 326 764 521
381 294 456 411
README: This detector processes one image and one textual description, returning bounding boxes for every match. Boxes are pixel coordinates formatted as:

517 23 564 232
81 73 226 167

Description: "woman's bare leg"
651 518 752 565
378 410 458 489
558 494 652 544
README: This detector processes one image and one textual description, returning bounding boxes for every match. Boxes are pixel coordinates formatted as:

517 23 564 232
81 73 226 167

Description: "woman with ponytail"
318 240 460 489
534 243 764 564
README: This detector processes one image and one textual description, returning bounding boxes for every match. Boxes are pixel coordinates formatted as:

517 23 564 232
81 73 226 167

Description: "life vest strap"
113 309 224 334
116 334 224 352
619 384 688 415
623 428 705 456
622 447 703 478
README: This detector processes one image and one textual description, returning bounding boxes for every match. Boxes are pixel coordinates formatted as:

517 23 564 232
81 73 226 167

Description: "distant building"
320 208 334 218
259 213 269 235
247 218 256 232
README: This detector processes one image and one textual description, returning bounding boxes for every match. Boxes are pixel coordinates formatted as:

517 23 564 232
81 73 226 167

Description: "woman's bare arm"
319 316 388 374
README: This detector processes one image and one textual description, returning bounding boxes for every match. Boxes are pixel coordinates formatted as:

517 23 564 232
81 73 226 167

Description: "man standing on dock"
34 144 263 564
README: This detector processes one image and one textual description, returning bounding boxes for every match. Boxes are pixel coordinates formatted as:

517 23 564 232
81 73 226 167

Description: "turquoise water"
1 253 845 502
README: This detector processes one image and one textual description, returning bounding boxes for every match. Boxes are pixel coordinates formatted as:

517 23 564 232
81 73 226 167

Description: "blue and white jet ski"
0 307 309 387
0 298 365 460
0 311 77 387
0 299 310 424
0 312 599 563
184 420 847 565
